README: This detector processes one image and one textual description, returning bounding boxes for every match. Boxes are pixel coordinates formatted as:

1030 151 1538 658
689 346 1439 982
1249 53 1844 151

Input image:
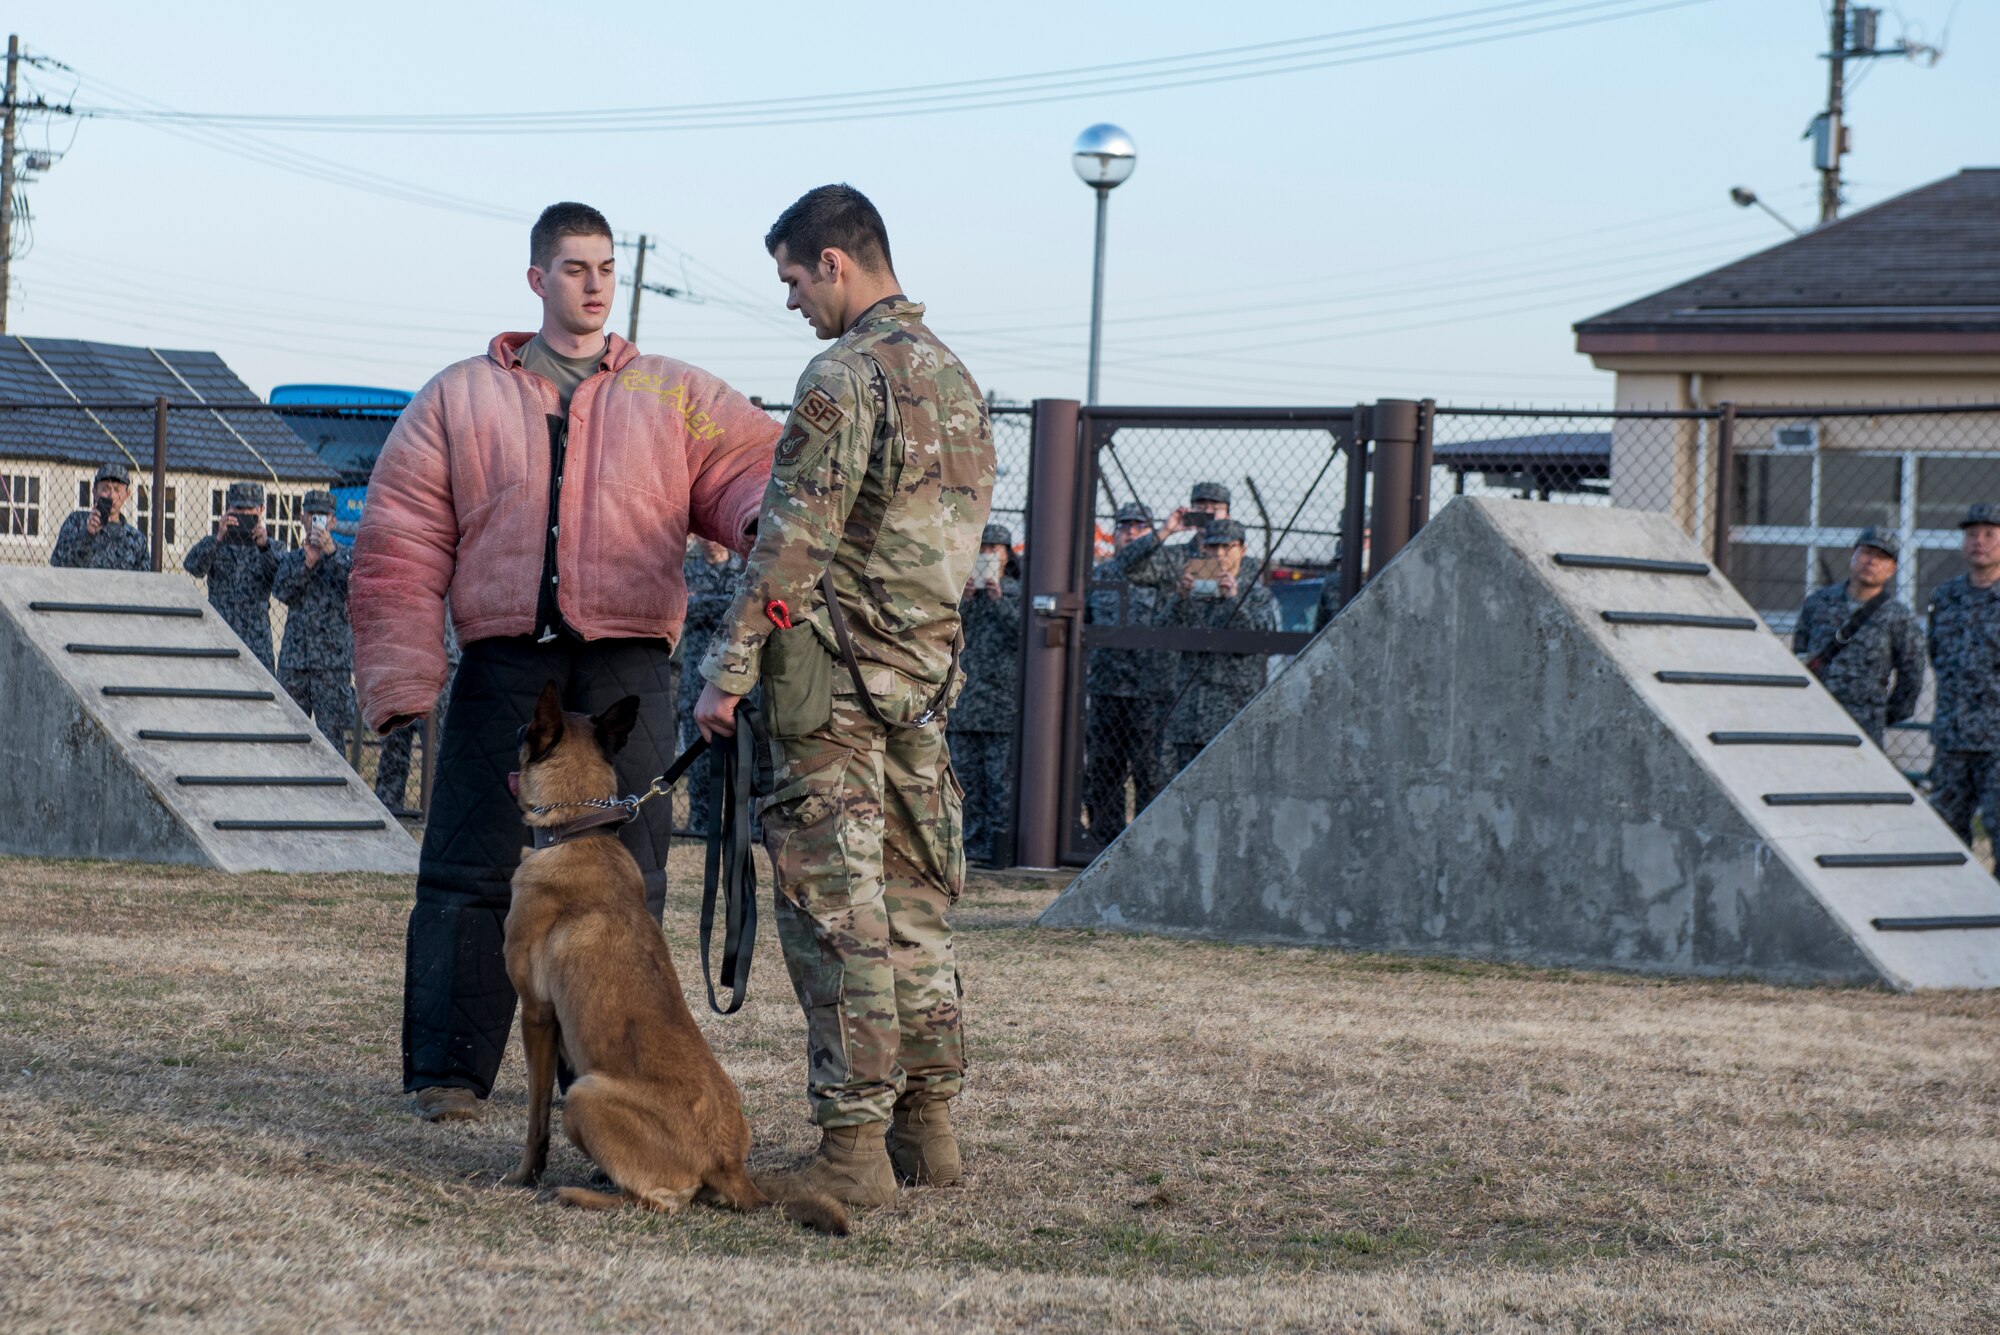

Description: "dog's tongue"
506 771 521 798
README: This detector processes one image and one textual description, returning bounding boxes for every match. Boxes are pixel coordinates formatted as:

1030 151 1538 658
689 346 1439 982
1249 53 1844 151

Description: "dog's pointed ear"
593 695 641 757
525 681 565 763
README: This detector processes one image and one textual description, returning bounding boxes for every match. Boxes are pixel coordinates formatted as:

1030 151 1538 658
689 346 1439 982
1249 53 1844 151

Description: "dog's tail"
748 1170 850 1236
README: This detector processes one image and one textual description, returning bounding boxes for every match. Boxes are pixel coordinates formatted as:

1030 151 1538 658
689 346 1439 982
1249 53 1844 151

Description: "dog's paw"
499 1168 541 1190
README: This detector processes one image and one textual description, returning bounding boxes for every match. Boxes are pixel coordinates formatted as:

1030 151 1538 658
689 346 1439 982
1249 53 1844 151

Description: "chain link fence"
7 393 1994 851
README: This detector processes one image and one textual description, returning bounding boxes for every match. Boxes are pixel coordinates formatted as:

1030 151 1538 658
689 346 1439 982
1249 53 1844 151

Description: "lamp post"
1072 123 1137 405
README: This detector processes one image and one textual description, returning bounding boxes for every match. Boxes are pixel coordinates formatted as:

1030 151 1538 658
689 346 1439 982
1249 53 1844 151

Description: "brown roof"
1575 169 2000 355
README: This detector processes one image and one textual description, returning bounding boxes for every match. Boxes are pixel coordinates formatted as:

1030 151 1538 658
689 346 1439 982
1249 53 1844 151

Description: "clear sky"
5 0 1992 408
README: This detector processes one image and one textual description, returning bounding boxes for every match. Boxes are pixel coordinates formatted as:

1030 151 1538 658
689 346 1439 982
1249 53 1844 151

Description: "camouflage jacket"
1161 580 1276 746
1790 584 1922 740
1103 528 1199 593
701 297 994 696
183 532 279 667
1928 574 2000 752
1086 557 1173 701
49 511 150 572
952 577 1020 732
274 544 354 671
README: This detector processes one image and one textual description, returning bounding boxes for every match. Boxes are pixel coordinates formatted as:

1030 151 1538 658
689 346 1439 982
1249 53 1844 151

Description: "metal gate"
1013 401 1439 867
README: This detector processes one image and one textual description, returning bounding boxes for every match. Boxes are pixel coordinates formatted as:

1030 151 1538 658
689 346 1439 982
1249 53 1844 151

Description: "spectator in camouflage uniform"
1790 526 1924 747
273 490 356 749
1102 480 1232 591
50 461 150 572
950 523 1020 864
1928 503 2000 857
183 480 279 670
1084 502 1173 842
676 536 744 835
1161 518 1276 772
695 185 992 1208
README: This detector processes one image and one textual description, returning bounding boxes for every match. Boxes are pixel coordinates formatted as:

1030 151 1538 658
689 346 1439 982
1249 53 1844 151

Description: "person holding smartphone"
50 461 150 571
950 523 1021 864
274 490 356 749
183 480 280 670
1161 518 1276 773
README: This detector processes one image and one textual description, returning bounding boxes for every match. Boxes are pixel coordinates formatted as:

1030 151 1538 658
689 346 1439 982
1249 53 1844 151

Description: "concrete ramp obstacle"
0 567 418 874
1040 497 2000 991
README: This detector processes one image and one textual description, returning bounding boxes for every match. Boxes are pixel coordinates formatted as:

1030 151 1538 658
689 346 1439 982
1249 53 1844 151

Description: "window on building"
75 479 91 511
1731 447 2000 626
137 484 177 546
1 474 42 537
266 491 303 548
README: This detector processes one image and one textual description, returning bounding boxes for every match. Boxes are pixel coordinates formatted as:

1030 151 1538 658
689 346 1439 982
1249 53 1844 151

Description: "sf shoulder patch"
797 386 847 434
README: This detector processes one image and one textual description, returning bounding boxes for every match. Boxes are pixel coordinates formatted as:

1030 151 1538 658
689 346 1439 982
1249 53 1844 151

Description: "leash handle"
698 700 761 1016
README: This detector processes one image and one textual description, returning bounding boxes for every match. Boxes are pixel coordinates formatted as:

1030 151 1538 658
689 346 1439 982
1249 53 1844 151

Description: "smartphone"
93 496 113 523
1185 556 1225 599
311 514 329 538
974 550 1003 586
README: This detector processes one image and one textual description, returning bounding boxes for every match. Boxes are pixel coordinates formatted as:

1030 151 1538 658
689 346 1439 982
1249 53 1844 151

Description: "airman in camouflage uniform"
1791 526 1924 746
1928 503 2000 858
1161 518 1276 772
676 537 745 835
1084 502 1174 842
949 523 1020 863
1102 480 1233 591
695 184 992 1207
183 480 280 670
273 490 356 748
50 461 150 571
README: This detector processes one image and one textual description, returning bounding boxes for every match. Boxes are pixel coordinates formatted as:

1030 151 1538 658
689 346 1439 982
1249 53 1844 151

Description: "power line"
76 0 1708 135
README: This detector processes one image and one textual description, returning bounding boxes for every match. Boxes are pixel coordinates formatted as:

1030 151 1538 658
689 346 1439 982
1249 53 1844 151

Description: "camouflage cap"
1113 501 1153 525
1961 502 2000 529
1200 518 1248 546
226 481 266 510
1853 525 1900 559
303 489 337 515
1190 481 1231 506
981 523 1013 547
94 461 131 486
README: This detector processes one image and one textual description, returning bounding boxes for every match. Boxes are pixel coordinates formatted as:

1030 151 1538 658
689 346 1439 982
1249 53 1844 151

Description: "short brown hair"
765 184 892 274
530 202 613 270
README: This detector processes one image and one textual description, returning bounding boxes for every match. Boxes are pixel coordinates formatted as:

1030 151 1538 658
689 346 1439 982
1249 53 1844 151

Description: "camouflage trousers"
761 665 967 1128
279 667 356 750
1930 750 2000 859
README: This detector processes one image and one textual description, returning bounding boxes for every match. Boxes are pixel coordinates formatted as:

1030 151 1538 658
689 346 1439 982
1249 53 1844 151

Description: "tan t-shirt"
519 335 608 416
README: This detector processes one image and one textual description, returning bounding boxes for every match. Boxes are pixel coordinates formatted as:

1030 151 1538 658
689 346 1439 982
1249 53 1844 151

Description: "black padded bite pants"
402 634 678 1098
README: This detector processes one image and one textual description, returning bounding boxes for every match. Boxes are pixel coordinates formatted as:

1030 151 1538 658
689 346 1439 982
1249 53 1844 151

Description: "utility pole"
1810 4 1943 226
1817 0 1848 225
1 34 19 336
625 233 648 344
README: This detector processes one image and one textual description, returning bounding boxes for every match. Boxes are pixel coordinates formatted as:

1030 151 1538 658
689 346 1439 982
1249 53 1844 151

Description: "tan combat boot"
798 1123 898 1208
411 1086 481 1123
888 1099 961 1187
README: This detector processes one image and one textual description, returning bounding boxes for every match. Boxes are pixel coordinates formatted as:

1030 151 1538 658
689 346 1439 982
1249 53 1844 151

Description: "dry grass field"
2 849 1997 1333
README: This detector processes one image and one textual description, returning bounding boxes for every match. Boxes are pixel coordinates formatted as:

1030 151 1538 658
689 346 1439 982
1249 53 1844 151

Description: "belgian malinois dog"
501 682 846 1234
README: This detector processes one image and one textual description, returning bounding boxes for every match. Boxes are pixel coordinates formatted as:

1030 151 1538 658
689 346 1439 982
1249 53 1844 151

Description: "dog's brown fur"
501 683 847 1235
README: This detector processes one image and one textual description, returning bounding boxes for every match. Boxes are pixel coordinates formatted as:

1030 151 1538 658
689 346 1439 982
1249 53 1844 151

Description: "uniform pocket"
940 761 968 900
761 623 833 738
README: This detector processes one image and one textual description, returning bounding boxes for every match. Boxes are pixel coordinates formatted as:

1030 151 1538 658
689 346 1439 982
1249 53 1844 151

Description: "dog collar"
530 805 635 849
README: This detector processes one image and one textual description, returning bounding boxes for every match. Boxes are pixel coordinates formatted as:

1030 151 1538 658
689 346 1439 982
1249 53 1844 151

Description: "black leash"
696 700 762 1016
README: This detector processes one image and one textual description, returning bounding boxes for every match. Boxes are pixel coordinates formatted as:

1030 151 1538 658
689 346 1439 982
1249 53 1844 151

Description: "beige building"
0 337 335 589
1575 168 2000 623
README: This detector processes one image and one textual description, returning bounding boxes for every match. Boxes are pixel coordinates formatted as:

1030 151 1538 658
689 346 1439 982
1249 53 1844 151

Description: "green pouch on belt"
761 623 833 738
